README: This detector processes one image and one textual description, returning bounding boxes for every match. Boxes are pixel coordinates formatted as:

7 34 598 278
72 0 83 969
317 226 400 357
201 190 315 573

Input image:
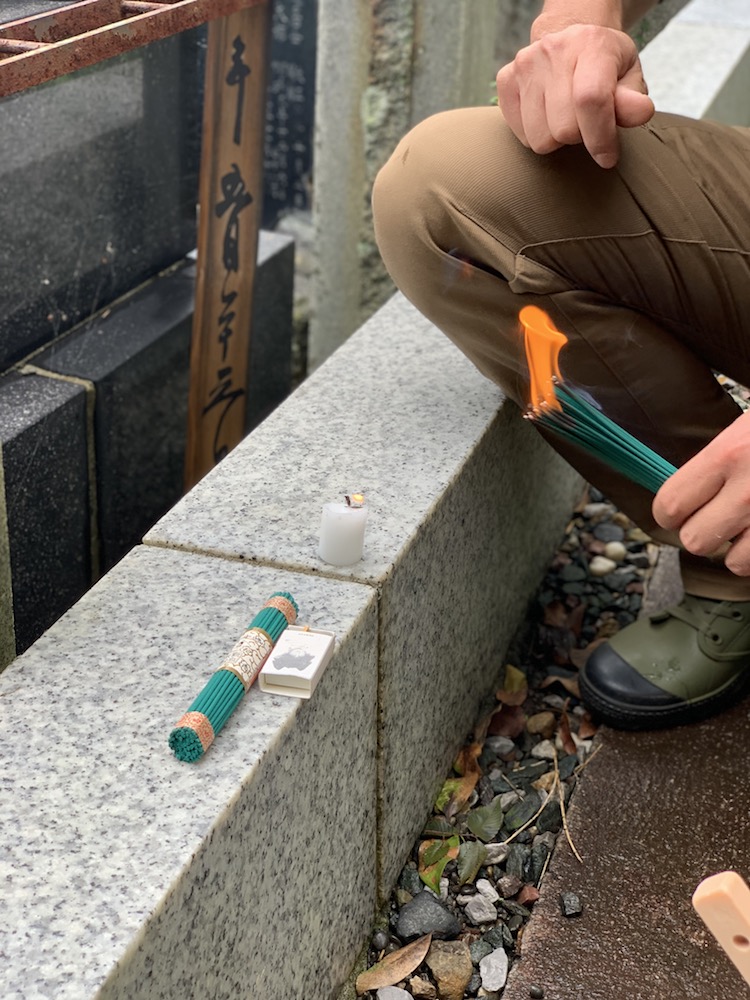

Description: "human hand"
495 24 654 168
653 411 750 575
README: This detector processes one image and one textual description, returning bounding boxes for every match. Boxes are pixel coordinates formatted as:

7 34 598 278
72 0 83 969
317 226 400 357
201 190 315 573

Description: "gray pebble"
505 790 542 831
506 843 531 880
484 842 510 865
465 894 498 925
485 735 516 756
371 930 388 951
497 873 523 898
398 865 423 897
466 971 481 995
593 522 625 542
559 563 587 582
396 890 460 939
470 938 494 965
560 890 583 917
480 948 509 991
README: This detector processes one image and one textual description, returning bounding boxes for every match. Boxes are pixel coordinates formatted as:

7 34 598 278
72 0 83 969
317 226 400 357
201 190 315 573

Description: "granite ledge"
0 545 378 1000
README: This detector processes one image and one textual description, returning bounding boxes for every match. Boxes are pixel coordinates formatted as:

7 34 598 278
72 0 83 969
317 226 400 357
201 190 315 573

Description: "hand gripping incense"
169 591 298 762
519 306 677 494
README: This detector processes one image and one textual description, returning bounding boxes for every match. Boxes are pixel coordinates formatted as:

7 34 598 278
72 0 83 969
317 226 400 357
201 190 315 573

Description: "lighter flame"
519 305 568 413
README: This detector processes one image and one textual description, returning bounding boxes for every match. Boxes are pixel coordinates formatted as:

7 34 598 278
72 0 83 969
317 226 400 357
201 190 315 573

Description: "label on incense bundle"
220 628 273 692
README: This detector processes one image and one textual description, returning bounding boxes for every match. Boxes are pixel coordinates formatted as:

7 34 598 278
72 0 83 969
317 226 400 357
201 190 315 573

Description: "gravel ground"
346 376 750 1000
349 486 652 1000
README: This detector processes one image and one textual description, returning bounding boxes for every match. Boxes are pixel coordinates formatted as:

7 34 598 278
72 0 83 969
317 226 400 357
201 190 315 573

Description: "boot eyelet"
711 633 722 644
732 611 743 620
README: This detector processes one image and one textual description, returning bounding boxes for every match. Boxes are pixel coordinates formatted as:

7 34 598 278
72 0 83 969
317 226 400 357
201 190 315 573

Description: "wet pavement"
504 551 750 1000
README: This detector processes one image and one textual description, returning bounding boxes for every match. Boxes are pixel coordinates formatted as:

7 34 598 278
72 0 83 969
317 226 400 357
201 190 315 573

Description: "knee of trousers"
372 106 532 308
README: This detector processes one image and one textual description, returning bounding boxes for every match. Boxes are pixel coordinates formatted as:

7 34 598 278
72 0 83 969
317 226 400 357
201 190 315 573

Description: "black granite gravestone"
0 28 204 371
0 372 90 653
263 0 318 228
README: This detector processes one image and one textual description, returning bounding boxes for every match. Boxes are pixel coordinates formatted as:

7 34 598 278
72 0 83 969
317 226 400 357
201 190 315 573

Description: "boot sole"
579 662 750 731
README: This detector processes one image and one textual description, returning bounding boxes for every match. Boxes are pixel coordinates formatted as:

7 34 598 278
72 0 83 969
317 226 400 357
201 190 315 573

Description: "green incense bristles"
169 591 298 762
533 382 677 495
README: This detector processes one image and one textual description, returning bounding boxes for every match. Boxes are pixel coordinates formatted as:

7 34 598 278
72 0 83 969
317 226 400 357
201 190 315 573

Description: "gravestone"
263 0 318 228
0 28 204 371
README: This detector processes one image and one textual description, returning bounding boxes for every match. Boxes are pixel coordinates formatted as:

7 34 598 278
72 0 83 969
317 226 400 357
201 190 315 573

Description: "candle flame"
345 493 365 508
519 305 568 413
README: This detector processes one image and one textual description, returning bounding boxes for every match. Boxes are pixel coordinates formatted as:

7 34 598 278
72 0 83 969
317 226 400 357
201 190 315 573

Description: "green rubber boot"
580 594 750 730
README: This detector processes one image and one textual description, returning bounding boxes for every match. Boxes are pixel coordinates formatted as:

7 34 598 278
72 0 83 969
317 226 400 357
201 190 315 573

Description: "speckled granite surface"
144 294 505 582
0 546 377 1000
377 404 583 894
146 293 583 897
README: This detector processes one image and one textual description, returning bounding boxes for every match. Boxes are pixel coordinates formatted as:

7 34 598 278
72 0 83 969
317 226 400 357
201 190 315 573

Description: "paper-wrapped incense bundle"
169 591 298 762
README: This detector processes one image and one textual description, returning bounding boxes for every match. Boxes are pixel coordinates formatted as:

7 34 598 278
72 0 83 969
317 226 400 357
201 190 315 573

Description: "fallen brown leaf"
565 601 586 637
445 742 482 817
557 710 577 756
543 600 568 629
532 770 557 793
454 742 482 776
539 674 581 700
568 637 607 670
487 703 527 739
578 713 599 740
356 934 432 994
496 664 528 706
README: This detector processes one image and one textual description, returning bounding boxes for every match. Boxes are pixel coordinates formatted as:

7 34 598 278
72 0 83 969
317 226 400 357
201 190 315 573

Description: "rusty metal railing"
0 0 263 97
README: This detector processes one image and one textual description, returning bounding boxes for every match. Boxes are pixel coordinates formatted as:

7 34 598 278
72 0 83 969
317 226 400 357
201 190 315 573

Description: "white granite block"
376 405 582 894
675 0 750 29
146 293 583 899
0 546 377 1000
145 294 532 580
640 22 750 124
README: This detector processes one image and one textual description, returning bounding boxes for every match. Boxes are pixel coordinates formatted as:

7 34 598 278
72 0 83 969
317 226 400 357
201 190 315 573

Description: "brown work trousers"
372 107 750 601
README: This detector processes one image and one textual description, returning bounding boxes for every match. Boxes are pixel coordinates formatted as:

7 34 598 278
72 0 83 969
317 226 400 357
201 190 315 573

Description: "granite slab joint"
142 534 392 589
0 440 15 670
19 363 101 581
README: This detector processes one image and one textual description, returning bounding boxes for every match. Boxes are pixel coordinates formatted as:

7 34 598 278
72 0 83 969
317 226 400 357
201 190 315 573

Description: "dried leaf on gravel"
418 836 459 892
543 600 568 629
568 637 606 670
566 601 586 636
578 713 599 740
435 777 463 813
540 674 581 700
487 703 527 739
496 664 528 706
355 934 433 993
457 840 488 885
443 742 483 817
557 711 577 757
455 741 482 776
422 816 456 839
465 795 504 842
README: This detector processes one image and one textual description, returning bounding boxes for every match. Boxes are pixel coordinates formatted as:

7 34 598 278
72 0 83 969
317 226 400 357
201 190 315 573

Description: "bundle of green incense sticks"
169 591 298 763
531 381 677 494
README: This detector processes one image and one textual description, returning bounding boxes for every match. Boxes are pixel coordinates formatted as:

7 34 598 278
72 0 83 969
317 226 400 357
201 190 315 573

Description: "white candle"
318 495 368 566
